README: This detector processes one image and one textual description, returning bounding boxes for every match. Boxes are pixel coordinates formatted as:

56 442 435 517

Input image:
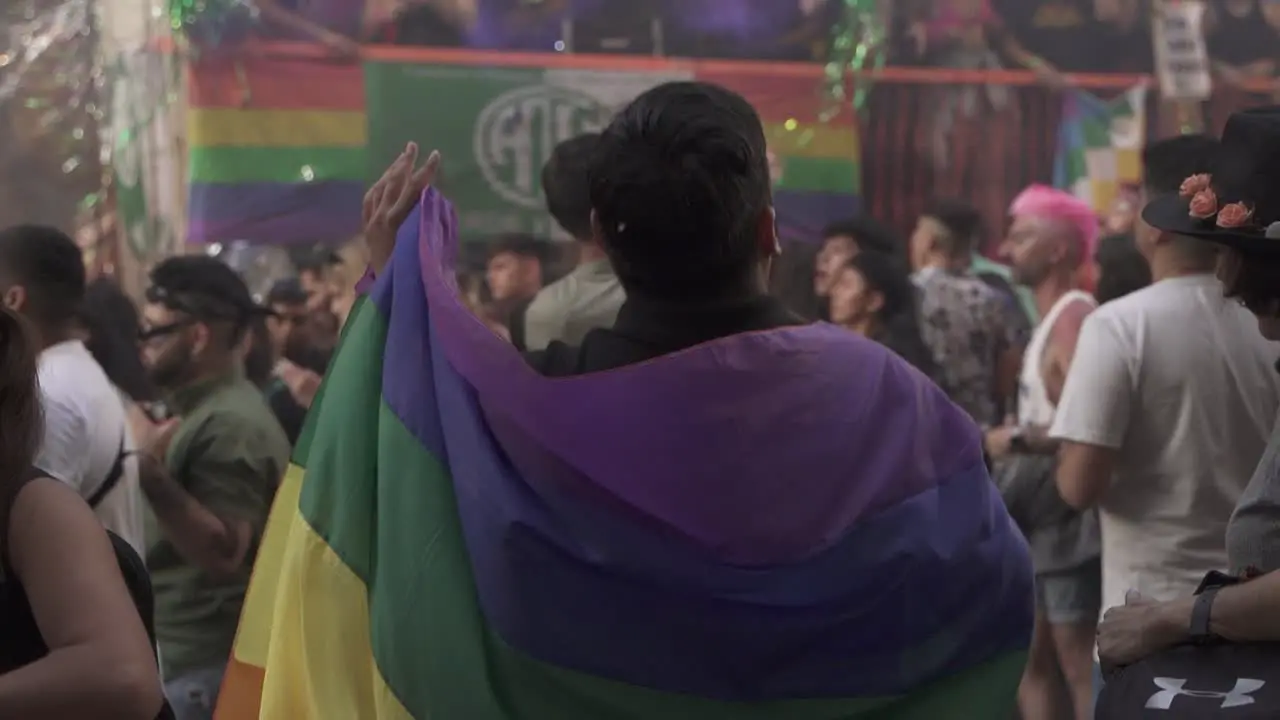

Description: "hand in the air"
363 143 441 276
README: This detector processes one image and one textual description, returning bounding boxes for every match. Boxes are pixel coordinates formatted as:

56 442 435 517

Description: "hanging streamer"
821 0 887 120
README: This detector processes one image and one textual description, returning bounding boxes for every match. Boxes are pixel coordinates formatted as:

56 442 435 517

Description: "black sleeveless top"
0 529 157 671
0 467 51 671
0 468 171 720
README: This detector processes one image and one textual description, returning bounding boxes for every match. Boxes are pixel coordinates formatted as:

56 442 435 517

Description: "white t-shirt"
35 340 145 555
1050 275 1280 617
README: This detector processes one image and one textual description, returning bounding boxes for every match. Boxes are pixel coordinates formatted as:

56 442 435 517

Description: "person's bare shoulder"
7 476 107 559
4 478 165 719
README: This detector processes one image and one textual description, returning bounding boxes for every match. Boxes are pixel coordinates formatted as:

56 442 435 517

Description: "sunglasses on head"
145 285 252 323
138 319 195 343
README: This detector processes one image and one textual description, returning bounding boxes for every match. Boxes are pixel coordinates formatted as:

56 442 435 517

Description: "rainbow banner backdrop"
185 50 860 245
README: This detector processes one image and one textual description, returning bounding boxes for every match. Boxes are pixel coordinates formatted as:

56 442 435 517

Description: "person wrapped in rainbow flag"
217 82 1034 720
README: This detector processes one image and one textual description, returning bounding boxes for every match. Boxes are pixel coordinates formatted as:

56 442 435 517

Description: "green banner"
365 63 691 240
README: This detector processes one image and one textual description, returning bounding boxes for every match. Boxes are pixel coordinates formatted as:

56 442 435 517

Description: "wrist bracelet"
355 266 378 295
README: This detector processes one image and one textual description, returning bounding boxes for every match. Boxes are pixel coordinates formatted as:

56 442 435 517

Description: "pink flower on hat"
1179 173 1212 198
1188 188 1218 220
1217 202 1254 229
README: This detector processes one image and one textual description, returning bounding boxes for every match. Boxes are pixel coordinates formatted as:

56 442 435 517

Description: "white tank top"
1017 290 1096 427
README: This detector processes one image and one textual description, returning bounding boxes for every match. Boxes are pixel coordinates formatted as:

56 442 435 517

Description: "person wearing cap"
1094 107 1280 669
134 256 290 718
0 224 146 554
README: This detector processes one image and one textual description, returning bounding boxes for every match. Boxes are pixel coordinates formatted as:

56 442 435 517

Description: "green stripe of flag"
776 157 859 194
292 291 1026 719
188 146 367 184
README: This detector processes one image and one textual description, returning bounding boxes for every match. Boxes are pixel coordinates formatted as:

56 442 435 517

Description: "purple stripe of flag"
187 181 364 244
775 190 860 243
366 191 1034 700
409 202 979 567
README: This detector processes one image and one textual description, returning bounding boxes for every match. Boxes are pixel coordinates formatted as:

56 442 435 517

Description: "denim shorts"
1035 557 1102 625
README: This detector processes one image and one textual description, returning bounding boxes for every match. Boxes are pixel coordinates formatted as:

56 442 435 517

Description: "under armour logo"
1146 677 1266 710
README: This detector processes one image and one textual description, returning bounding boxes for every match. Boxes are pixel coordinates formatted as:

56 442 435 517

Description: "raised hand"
362 143 441 275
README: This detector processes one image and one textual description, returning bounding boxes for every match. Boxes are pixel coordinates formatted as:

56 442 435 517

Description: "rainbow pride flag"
186 57 368 244
216 188 1034 719
698 66 861 240
185 52 861 245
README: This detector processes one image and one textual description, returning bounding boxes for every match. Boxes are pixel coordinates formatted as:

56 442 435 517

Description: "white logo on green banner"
473 85 610 209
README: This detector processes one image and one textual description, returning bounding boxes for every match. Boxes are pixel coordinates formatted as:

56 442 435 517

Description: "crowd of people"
3 77 1280 720
0 225 349 718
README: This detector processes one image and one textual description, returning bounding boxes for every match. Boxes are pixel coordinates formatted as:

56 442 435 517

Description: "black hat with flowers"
1142 106 1280 256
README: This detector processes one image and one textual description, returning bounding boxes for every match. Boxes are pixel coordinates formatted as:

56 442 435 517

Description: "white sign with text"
1153 0 1212 101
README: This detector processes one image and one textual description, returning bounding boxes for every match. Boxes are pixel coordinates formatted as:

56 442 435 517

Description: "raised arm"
993 22 1067 88
0 479 163 719
256 0 362 56
363 143 442 278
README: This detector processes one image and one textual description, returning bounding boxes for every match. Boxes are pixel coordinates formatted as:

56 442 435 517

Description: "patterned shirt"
913 267 1030 427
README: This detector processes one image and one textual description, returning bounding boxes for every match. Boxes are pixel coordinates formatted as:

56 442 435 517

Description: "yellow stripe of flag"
189 109 367 149
217 463 413 719
764 122 858 161
258 510 412 719
230 464 305 669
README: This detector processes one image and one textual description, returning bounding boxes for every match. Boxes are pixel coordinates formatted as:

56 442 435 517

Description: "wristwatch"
1190 586 1223 645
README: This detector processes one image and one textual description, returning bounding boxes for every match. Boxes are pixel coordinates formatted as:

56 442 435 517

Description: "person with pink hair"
989 184 1101 720
1009 185 1102 291
1009 185 1100 256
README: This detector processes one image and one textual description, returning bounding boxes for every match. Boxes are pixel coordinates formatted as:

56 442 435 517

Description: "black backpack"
1098 643 1280 718
1098 573 1280 719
